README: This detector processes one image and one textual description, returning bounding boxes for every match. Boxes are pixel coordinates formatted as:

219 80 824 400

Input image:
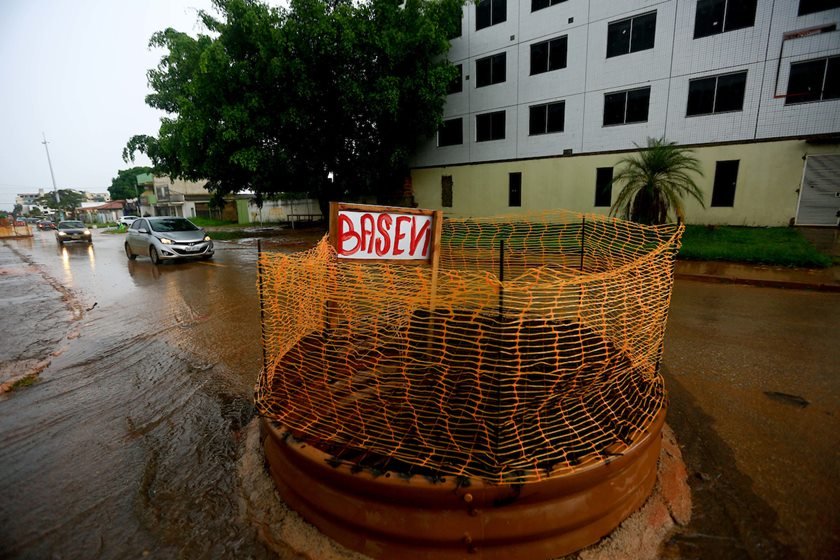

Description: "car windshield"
149 218 199 232
60 221 84 229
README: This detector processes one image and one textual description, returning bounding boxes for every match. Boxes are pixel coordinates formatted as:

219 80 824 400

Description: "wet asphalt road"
1 228 838 559
0 228 318 559
662 281 840 560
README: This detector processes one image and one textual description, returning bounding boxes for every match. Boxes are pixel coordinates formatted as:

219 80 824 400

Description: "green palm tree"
610 137 705 225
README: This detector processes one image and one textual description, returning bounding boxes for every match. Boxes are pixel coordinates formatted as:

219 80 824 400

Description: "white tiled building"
410 0 840 226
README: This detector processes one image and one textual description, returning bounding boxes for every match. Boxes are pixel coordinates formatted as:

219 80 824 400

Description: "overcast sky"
0 0 223 210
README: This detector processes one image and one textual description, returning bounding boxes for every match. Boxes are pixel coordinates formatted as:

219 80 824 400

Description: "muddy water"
0 229 321 559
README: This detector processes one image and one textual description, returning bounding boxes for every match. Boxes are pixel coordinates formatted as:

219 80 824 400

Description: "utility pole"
41 133 61 219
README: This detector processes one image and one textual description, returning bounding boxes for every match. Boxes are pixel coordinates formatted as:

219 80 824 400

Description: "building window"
529 101 565 135
509 172 522 207
531 0 567 13
476 0 506 30
448 64 463 95
530 36 568 75
476 53 506 87
476 110 505 142
606 11 656 58
694 0 756 39
686 71 747 116
603 87 650 126
442 176 453 207
438 118 463 147
711 160 739 207
786 56 840 104
595 167 613 207
798 0 840 16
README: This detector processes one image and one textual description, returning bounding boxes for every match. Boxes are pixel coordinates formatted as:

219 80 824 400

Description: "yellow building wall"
411 140 840 226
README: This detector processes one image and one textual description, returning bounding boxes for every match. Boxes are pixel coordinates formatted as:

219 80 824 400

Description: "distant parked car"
119 215 139 227
55 220 92 244
37 220 56 230
125 217 213 264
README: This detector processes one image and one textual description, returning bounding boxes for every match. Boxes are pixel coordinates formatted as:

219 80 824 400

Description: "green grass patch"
207 230 251 241
10 375 37 391
680 225 832 268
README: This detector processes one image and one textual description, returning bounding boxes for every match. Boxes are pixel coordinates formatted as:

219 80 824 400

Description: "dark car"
37 220 56 230
55 220 92 244
125 217 213 264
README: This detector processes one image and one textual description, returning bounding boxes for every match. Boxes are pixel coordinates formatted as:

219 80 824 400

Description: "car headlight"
204 235 211 241
160 237 173 244
83 230 91 235
58 231 66 236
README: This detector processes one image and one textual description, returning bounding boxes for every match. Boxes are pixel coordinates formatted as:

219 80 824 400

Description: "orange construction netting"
255 210 682 483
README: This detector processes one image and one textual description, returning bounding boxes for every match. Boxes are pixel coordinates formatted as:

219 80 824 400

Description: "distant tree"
36 189 86 218
610 138 705 225
12 203 23 217
109 166 153 200
124 0 464 215
27 205 42 217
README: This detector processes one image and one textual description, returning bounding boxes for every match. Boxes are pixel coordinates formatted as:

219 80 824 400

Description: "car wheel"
202 253 213 260
125 243 136 260
150 246 161 265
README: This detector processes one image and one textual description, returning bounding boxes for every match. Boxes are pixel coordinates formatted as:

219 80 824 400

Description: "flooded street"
1 228 839 559
0 228 319 559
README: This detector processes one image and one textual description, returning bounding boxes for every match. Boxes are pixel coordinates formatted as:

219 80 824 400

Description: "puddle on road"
0 234 325 559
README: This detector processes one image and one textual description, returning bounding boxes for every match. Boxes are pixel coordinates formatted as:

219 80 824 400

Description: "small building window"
476 110 506 142
448 64 463 95
476 53 506 88
509 172 522 207
798 0 840 16
438 118 463 147
530 36 568 75
595 168 613 207
711 160 739 207
606 11 656 58
694 0 756 39
532 0 567 14
529 101 565 135
476 0 506 31
686 71 747 116
786 56 840 104
603 87 650 126
442 176 453 208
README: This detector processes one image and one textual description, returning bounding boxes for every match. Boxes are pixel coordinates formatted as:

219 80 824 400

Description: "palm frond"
610 137 705 225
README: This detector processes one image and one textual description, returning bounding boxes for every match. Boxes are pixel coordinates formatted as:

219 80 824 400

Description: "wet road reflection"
0 228 315 559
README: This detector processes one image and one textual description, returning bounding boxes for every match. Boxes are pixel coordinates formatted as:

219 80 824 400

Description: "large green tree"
36 189 86 217
610 138 705 225
124 0 463 213
109 166 153 200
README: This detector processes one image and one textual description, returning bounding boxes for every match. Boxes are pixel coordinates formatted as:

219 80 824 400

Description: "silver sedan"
125 217 214 264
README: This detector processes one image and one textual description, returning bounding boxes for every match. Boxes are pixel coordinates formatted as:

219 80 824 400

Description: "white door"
796 154 840 226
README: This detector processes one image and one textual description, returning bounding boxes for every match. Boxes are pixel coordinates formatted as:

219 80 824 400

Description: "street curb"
675 273 840 293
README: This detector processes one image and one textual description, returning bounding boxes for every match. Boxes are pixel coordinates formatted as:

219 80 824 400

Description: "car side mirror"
138 228 148 234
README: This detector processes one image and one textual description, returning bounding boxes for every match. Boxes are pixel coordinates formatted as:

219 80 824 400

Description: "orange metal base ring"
261 408 665 560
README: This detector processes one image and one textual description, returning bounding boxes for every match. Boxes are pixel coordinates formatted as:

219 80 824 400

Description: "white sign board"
335 209 433 260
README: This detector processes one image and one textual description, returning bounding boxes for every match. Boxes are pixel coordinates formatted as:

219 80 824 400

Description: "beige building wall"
411 139 840 226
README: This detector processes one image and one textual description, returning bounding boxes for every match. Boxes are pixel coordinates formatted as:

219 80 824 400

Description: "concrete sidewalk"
676 260 840 292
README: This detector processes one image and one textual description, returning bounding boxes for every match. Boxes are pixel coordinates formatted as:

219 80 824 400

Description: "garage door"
796 154 840 226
